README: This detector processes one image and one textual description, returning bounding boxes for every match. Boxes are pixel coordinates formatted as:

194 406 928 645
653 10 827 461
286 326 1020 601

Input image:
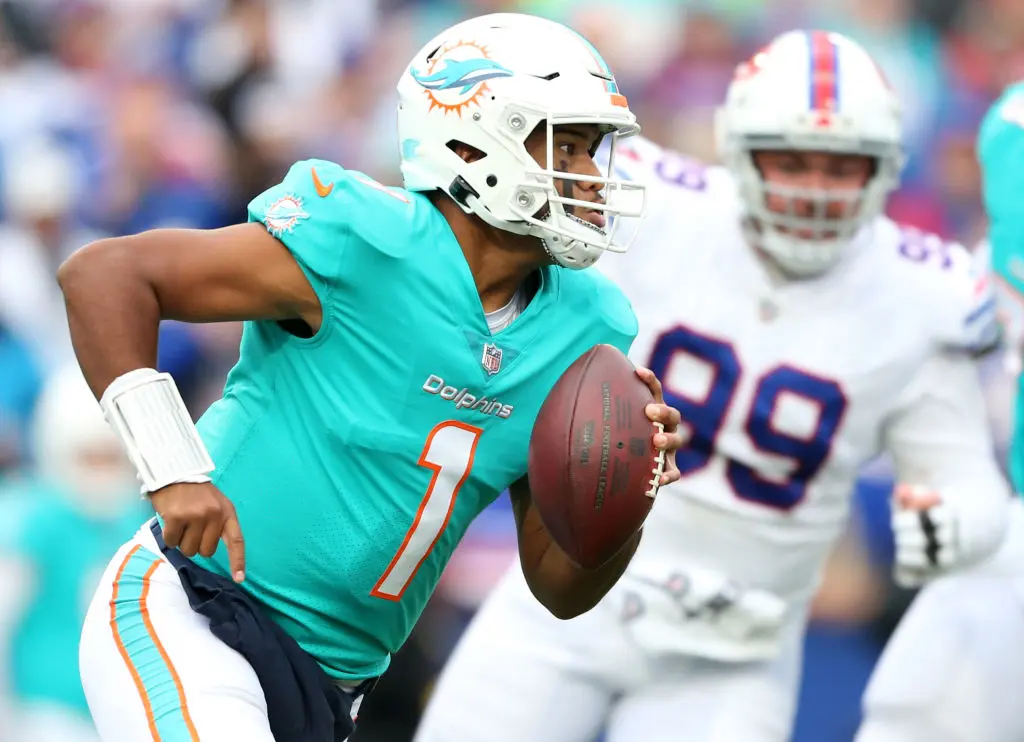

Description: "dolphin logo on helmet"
411 58 513 94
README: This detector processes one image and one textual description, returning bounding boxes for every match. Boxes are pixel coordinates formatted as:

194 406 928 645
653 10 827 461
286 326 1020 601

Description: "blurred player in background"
61 13 684 742
854 80 1024 742
0 321 41 480
0 365 145 742
415 30 1011 742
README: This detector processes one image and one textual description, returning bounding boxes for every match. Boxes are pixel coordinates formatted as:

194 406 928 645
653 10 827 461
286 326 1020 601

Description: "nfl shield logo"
481 343 503 375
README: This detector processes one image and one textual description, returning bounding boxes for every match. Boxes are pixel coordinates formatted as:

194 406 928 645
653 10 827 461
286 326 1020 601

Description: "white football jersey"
596 137 1003 658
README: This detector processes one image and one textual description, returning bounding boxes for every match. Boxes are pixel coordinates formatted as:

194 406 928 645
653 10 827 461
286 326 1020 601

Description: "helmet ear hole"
446 140 487 164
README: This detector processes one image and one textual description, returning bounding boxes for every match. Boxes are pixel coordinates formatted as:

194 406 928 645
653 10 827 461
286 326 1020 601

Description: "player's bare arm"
511 368 682 620
510 477 641 620
57 223 320 395
56 223 317 581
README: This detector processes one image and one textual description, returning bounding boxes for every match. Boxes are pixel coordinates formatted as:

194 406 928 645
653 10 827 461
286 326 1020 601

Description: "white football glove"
892 485 958 587
891 483 1008 588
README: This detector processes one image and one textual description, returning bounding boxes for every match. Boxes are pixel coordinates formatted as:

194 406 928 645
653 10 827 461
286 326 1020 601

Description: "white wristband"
100 368 215 494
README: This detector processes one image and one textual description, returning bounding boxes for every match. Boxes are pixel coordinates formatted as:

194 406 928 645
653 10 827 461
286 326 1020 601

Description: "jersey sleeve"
248 159 352 315
932 240 1001 355
884 352 1002 484
247 159 419 329
883 351 1011 559
596 138 731 296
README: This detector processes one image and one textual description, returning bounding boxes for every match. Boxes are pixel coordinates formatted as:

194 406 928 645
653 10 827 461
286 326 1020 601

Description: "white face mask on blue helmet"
396 12 647 269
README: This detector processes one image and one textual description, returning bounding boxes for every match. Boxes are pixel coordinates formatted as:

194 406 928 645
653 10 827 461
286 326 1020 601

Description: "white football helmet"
32 365 138 516
716 30 905 275
397 13 645 269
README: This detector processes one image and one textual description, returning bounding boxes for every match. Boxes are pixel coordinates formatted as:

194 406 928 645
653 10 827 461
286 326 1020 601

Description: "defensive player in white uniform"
414 30 1012 742
855 83 1024 742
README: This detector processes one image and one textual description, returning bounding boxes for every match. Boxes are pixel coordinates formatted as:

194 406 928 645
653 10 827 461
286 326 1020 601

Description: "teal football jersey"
979 82 1024 491
191 159 638 681
0 481 146 715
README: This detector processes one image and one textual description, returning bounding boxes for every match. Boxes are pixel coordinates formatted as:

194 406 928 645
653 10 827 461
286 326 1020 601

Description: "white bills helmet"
716 30 905 275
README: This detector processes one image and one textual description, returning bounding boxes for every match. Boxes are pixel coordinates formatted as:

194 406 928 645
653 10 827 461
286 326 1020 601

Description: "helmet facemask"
730 140 901 276
502 115 645 268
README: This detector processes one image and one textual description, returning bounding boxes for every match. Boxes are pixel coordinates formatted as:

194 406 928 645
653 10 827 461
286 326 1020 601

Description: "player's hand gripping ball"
528 344 682 569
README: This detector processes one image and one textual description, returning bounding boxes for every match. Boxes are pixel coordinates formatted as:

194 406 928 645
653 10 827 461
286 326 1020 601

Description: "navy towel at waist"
150 519 375 742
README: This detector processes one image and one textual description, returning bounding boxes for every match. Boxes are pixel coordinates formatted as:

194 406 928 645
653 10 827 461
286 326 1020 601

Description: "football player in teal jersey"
979 81 1024 489
0 366 145 742
61 13 684 742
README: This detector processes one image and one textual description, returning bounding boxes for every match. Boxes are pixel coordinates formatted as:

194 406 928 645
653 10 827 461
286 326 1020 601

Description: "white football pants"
80 523 280 742
414 563 805 742
857 498 1024 742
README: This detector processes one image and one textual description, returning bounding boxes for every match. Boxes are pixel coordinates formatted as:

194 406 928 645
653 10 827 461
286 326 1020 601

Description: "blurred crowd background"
0 0 1020 740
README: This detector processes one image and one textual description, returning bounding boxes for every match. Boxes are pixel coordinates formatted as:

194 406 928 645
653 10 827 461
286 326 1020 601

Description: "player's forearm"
511 478 643 618
525 529 641 620
58 237 162 397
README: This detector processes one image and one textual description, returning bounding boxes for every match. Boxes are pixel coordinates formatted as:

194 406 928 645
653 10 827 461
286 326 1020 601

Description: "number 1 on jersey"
371 421 482 601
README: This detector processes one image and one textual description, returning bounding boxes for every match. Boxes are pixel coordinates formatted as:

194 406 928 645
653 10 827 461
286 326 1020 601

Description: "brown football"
528 344 661 569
